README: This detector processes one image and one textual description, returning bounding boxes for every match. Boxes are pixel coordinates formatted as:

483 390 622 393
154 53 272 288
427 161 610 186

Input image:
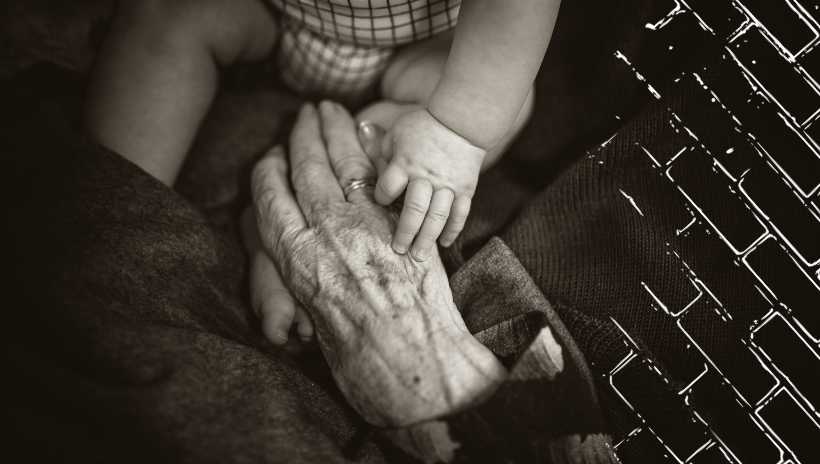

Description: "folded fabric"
3 65 612 463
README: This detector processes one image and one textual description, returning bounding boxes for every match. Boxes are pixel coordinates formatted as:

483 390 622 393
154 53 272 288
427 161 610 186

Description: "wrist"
328 278 505 426
427 85 516 150
423 108 488 160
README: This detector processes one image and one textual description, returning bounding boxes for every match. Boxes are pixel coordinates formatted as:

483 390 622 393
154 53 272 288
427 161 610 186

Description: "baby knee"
381 52 444 104
380 31 453 104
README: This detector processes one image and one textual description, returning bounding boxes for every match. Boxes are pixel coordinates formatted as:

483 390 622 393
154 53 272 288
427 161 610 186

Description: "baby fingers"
410 188 454 261
439 195 471 247
393 179 433 254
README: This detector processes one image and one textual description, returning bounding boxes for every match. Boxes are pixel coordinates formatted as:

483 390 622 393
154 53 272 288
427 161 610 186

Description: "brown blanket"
3 1 710 462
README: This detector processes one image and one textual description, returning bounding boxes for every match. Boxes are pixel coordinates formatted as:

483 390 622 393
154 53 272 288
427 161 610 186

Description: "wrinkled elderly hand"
250 101 505 427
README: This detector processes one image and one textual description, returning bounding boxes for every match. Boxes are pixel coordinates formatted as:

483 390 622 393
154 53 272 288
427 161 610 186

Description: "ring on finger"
342 178 377 201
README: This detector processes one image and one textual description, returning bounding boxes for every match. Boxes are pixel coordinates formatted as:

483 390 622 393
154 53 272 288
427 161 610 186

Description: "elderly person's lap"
4 72 388 463
5 65 614 463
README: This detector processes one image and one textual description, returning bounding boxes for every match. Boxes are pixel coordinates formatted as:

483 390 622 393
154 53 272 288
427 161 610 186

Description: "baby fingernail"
300 103 316 118
270 331 288 345
411 247 429 261
358 121 374 139
392 242 408 254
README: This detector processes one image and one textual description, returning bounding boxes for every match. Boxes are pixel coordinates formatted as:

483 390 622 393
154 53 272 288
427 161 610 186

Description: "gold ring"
342 178 376 200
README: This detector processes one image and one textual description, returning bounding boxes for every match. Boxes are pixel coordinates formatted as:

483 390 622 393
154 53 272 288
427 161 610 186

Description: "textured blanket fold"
4 66 613 463
3 1 734 461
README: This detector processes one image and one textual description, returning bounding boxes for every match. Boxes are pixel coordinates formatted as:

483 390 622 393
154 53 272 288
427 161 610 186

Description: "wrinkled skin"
249 101 506 427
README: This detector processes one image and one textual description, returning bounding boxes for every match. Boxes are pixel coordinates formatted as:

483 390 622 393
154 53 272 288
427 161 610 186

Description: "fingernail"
270 330 288 345
319 100 333 113
269 145 285 158
411 247 429 262
358 121 374 139
392 242 408 254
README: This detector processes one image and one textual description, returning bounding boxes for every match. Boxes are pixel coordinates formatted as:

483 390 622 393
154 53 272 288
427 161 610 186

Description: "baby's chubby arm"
429 0 560 149
375 0 561 259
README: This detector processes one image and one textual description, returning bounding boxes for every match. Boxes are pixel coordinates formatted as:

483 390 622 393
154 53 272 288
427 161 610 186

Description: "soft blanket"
2 1 769 462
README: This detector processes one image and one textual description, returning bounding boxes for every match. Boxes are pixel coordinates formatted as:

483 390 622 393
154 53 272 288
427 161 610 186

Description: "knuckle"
410 177 433 189
290 158 323 183
416 225 438 241
426 209 449 222
403 201 428 215
273 228 300 261
254 187 277 218
394 229 416 242
448 215 467 228
334 153 368 174
412 238 434 255
395 234 415 251
376 181 397 198
250 158 277 190
290 157 315 174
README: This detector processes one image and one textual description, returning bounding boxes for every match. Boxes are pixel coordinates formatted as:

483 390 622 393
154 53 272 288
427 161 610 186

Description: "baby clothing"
269 0 461 100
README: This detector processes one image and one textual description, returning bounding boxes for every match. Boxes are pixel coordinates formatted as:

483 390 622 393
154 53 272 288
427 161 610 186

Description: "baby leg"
84 0 278 185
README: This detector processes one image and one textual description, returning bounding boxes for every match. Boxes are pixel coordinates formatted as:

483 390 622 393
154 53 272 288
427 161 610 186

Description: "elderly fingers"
289 104 345 218
410 188 453 261
393 179 433 254
439 195 471 247
294 306 314 342
319 101 376 185
251 146 307 257
250 249 297 345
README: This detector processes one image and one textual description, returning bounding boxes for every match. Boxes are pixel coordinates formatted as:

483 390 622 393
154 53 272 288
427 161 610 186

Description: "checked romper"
270 0 461 101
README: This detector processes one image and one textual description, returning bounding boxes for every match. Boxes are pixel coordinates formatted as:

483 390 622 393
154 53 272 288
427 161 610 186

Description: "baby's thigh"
117 0 279 64
381 30 454 105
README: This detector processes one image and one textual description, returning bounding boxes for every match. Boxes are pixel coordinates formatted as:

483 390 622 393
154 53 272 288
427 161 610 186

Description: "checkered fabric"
271 0 461 101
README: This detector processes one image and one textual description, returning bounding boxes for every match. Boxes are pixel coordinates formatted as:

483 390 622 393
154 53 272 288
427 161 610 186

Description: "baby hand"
375 108 486 260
